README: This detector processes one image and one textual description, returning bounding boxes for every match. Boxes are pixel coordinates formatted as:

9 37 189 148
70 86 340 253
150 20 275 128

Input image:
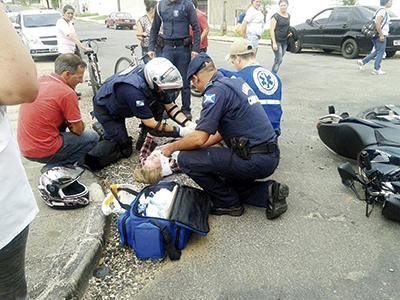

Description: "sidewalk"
75 15 271 46
7 106 109 299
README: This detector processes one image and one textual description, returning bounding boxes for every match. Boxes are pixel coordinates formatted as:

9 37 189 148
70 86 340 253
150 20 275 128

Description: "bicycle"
114 44 144 74
81 37 107 96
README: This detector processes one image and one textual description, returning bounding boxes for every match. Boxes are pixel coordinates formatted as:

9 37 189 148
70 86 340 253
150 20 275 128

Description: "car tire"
385 50 396 58
341 38 359 59
292 39 302 53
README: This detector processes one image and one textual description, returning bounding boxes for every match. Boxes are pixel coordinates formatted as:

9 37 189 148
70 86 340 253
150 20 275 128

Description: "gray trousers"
0 226 29 300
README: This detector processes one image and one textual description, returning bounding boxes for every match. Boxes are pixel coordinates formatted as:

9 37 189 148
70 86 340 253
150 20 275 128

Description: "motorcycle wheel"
357 105 400 125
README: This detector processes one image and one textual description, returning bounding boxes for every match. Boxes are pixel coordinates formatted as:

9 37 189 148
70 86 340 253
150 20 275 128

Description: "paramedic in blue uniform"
90 58 194 166
220 38 283 136
161 53 289 219
148 0 201 120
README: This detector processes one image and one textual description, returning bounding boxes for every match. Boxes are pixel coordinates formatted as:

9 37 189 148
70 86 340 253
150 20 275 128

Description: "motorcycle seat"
340 117 384 129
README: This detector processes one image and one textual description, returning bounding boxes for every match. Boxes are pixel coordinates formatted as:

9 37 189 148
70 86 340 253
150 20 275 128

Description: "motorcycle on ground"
317 105 400 222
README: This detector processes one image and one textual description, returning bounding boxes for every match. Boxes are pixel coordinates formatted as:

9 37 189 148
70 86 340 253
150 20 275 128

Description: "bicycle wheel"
114 57 134 74
88 62 101 96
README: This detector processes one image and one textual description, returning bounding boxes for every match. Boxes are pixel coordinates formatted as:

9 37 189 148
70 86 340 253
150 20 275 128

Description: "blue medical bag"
115 181 211 260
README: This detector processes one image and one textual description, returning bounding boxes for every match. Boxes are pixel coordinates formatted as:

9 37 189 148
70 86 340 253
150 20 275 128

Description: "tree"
262 0 273 22
341 0 358 5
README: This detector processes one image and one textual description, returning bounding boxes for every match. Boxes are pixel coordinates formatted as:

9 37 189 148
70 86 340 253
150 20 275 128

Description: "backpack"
115 181 212 260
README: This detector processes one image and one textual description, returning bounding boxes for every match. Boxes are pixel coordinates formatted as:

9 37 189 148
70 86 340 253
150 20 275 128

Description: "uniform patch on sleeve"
136 100 145 107
202 93 216 106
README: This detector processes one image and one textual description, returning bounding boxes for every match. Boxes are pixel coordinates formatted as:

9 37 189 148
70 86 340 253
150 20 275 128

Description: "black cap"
186 53 213 80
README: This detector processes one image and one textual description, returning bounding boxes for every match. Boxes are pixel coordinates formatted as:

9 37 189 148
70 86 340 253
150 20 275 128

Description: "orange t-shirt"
17 74 81 158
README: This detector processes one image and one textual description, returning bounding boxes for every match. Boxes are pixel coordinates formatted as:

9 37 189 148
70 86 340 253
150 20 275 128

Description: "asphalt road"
73 20 400 299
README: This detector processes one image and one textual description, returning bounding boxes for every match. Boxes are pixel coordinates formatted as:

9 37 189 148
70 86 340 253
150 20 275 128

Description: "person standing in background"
241 0 265 54
0 7 39 299
190 0 209 53
270 0 290 73
148 0 201 121
56 4 91 56
136 0 159 64
357 0 392 75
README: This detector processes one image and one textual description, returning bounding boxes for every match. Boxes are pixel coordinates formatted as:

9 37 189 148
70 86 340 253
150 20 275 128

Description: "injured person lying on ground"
134 135 181 184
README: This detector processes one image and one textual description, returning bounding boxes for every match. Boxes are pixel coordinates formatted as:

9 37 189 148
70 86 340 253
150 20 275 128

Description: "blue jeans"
162 45 192 113
247 33 260 49
362 36 387 71
28 129 99 167
0 226 29 300
272 41 288 73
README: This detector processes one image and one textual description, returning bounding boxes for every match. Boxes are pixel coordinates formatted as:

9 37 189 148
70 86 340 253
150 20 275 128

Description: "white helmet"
38 166 89 208
144 57 183 90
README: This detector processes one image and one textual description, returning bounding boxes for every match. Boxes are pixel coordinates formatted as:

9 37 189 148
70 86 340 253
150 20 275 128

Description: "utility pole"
117 0 121 12
221 0 227 35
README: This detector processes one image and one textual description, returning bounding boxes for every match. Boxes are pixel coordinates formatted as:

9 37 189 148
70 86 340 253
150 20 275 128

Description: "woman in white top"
56 5 91 56
241 0 265 53
0 7 39 299
358 0 392 75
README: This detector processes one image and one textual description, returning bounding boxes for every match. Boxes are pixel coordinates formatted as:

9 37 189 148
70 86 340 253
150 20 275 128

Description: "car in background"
292 6 400 58
105 12 135 30
16 9 61 58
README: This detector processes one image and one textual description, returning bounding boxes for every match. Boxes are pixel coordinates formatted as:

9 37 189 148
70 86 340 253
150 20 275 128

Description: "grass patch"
91 15 108 20
78 12 99 17
261 31 271 40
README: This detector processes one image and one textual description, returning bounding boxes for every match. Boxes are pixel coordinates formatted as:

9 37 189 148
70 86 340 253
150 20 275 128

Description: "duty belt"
163 39 186 47
250 142 278 154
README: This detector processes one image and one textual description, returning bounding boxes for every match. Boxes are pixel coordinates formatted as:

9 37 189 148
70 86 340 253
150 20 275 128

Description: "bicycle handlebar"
125 44 138 51
81 37 107 43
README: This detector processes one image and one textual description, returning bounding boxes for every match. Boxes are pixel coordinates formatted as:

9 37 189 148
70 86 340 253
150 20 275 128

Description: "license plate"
394 40 400 46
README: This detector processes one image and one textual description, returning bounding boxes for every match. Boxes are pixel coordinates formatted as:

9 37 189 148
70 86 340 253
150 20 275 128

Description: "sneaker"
210 203 244 217
266 182 289 220
371 69 386 75
357 60 364 70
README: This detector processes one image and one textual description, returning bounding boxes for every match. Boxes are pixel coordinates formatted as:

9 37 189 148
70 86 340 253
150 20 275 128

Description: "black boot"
266 182 289 220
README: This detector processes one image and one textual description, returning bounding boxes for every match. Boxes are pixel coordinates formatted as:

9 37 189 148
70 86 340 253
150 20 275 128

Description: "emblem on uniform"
173 10 179 17
253 67 278 96
136 100 145 107
241 83 259 105
203 93 216 105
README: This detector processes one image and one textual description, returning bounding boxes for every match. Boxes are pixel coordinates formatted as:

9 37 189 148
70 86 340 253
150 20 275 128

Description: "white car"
16 9 61 58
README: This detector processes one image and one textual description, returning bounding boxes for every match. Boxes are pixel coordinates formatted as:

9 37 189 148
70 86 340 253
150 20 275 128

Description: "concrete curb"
37 183 110 300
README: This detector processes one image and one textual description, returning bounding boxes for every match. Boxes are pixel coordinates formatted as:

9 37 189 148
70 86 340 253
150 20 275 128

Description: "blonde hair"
133 166 163 184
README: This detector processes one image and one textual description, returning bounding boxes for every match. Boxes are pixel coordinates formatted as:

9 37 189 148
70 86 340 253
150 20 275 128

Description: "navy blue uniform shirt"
196 72 277 147
149 0 201 52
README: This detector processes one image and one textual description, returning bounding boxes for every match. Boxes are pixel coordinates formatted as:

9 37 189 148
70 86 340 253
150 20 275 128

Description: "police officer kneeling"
85 58 194 170
160 53 289 218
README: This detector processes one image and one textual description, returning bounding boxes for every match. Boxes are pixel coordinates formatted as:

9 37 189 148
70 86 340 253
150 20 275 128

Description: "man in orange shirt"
17 54 98 170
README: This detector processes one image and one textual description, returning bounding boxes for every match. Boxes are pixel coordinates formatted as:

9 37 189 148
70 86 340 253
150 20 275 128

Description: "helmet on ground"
144 57 183 90
38 166 89 208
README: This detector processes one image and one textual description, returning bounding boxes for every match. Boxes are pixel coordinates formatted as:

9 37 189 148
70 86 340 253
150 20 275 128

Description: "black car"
293 6 400 58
